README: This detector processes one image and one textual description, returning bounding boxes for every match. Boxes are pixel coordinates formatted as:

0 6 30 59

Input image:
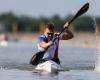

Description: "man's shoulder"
38 35 45 39
38 35 47 42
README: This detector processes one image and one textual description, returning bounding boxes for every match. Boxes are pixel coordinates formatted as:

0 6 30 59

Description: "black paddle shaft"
30 3 89 65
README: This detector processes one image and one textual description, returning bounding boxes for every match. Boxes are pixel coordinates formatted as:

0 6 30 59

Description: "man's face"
44 28 54 40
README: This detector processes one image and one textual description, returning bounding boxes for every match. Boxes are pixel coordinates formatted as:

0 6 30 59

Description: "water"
0 40 99 80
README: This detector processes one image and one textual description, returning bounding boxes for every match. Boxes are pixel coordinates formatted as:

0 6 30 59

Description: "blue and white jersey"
37 35 59 60
37 35 48 51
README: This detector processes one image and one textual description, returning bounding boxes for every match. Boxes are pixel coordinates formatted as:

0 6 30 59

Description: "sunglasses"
47 32 54 36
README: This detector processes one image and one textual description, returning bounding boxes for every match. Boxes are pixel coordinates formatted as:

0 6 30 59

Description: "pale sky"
0 0 99 17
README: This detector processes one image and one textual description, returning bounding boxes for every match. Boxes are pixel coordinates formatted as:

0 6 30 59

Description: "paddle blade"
30 51 45 65
69 3 89 24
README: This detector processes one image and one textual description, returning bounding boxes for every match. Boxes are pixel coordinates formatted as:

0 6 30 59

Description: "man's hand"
48 41 53 46
64 22 69 29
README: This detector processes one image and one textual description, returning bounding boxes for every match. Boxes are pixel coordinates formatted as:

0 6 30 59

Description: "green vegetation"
73 16 95 32
0 12 99 33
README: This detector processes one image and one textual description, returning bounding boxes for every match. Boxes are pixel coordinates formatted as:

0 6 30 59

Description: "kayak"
35 60 62 73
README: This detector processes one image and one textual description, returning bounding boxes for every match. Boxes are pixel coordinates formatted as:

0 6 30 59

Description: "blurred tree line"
0 12 98 33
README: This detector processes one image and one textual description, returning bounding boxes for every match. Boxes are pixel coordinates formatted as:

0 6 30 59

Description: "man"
37 22 74 64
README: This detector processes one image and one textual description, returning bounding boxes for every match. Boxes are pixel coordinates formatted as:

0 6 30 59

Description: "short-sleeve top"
37 35 59 60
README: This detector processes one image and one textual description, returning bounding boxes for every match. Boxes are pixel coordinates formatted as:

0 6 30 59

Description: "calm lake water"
0 40 100 80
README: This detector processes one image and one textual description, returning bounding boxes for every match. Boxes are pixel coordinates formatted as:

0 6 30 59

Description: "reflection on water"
0 69 100 80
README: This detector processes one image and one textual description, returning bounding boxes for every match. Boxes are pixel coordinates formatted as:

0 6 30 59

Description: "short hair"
45 23 55 31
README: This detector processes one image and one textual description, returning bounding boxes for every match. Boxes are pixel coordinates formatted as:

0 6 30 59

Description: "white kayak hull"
35 60 62 73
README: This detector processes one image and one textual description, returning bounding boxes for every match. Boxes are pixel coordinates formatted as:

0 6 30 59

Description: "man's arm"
38 41 52 48
60 22 74 40
61 29 74 40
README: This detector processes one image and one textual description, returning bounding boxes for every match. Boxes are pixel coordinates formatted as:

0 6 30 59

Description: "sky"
0 0 99 18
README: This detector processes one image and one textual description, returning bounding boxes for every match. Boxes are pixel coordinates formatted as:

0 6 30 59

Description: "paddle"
30 3 89 65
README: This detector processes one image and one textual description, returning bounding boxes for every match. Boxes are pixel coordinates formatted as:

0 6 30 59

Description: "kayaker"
37 23 74 64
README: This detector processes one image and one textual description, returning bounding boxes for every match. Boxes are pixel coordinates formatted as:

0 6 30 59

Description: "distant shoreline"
7 32 95 42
